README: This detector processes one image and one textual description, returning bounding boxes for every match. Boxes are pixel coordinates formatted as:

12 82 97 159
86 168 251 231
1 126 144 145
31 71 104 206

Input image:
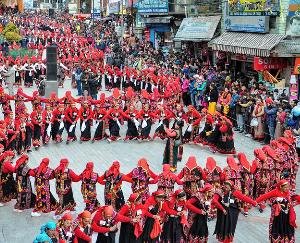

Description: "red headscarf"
200 183 214 193
107 161 120 177
137 158 149 172
82 162 94 179
37 158 50 175
55 158 69 173
185 156 198 170
15 154 29 170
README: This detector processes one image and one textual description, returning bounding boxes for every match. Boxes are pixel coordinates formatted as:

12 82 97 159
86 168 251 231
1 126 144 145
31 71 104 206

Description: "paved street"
0 81 299 243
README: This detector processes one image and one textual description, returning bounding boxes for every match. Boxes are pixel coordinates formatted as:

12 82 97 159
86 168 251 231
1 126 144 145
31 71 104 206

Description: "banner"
224 16 269 33
136 0 168 14
253 57 287 71
286 0 300 36
228 0 280 16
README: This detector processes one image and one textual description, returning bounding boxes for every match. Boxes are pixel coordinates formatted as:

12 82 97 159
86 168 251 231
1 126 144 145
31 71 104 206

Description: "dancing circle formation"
0 7 299 243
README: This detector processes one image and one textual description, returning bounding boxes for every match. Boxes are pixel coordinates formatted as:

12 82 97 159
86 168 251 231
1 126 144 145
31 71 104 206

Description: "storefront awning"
209 32 286 57
174 16 221 42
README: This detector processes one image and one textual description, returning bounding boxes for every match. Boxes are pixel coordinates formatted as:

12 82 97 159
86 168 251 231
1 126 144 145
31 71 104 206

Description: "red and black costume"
78 102 93 142
64 103 79 143
30 106 43 149
256 180 300 243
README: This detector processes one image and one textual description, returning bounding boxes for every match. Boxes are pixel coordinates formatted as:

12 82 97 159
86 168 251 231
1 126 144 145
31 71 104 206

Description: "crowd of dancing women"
0 9 299 243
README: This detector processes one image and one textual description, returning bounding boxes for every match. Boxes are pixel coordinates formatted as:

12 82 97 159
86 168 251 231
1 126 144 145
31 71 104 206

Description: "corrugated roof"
209 32 286 57
174 16 221 42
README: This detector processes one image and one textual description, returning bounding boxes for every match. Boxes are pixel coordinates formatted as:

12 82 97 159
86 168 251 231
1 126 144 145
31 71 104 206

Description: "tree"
2 22 22 42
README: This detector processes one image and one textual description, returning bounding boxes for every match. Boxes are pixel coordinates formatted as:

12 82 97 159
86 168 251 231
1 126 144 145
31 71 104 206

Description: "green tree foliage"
2 22 22 42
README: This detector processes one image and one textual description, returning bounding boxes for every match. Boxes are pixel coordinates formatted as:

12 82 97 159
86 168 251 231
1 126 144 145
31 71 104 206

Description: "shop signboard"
224 16 269 33
227 0 280 16
286 0 300 37
68 3 77 14
253 57 287 71
290 75 298 101
136 0 168 14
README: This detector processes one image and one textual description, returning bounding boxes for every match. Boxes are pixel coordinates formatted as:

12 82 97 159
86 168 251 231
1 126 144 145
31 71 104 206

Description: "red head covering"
79 210 91 219
137 158 149 171
56 158 69 172
62 213 73 221
37 158 50 175
254 148 266 161
270 140 285 150
82 162 94 179
206 157 217 172
200 183 214 193
15 154 29 170
276 179 289 190
262 145 277 160
107 161 120 177
103 205 114 217
185 156 197 170
226 156 239 171
237 153 251 172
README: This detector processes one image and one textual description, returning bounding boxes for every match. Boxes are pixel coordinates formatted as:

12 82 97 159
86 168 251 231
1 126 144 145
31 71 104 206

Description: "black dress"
188 197 209 242
141 204 160 243
270 198 295 242
214 192 240 242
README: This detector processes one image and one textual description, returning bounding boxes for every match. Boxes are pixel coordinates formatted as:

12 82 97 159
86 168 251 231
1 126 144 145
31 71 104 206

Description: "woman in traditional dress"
195 112 214 144
15 114 27 155
0 151 16 206
141 190 167 243
31 158 58 217
51 104 65 143
54 158 81 217
138 103 154 141
256 180 300 243
208 116 236 154
119 193 153 243
154 164 183 197
79 101 93 142
252 98 265 140
127 158 158 203
14 154 36 212
31 105 44 149
64 102 79 144
42 103 53 145
182 105 202 144
80 162 101 213
124 104 140 141
92 205 131 243
98 161 132 211
5 111 18 151
57 213 75 243
251 148 271 213
186 184 215 243
92 102 107 142
237 153 254 217
177 156 206 199
161 189 188 243
74 210 93 243
152 103 173 140
163 120 184 172
212 180 257 243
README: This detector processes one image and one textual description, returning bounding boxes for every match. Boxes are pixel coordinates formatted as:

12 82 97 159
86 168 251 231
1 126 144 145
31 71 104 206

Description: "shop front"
173 16 221 61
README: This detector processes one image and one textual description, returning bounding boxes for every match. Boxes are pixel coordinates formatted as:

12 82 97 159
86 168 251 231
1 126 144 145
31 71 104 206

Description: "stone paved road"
0 80 299 243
